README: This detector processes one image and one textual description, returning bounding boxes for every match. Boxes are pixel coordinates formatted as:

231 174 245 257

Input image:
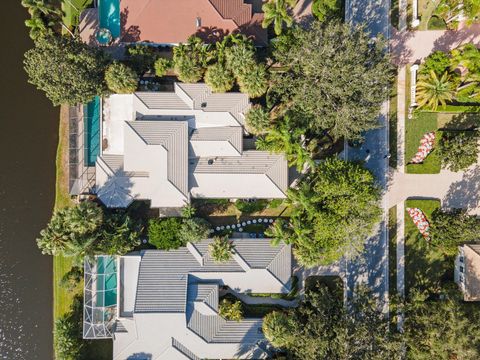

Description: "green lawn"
389 70 398 168
404 199 454 295
437 111 480 130
62 0 93 29
388 206 397 299
405 112 442 174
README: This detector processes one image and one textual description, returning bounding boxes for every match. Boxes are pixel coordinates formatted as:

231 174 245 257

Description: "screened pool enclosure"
83 255 118 339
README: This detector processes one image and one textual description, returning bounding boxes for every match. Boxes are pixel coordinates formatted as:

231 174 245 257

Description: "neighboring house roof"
111 238 292 359
118 0 267 46
461 244 480 301
94 84 288 208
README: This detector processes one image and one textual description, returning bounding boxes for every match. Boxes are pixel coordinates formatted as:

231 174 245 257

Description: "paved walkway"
390 25 480 65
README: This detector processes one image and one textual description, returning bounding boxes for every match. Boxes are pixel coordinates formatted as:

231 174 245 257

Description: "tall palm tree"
25 16 48 40
416 70 456 110
262 0 295 36
21 0 61 17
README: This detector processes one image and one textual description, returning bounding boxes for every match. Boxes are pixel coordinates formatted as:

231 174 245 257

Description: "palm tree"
416 70 456 110
262 311 293 347
208 236 235 263
21 0 61 17
204 63 235 92
25 16 48 40
237 63 268 98
262 0 295 36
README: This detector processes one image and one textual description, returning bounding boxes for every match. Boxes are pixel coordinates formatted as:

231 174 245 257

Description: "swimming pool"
84 96 101 167
98 0 120 39
96 256 117 307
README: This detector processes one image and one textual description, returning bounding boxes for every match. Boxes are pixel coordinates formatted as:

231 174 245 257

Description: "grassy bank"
53 106 112 358
53 106 75 321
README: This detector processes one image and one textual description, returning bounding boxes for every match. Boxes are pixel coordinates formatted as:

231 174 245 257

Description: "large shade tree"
24 34 108 105
267 158 381 266
438 130 480 172
105 62 138 94
271 21 392 141
263 284 402 359
404 288 480 360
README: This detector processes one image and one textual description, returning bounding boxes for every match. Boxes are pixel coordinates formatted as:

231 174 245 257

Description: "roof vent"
196 17 201 28
208 159 214 165
201 102 207 108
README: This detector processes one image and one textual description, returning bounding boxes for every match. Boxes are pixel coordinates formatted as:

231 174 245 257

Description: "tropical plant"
126 44 157 75
237 63 269 98
311 0 343 22
177 218 211 244
256 116 315 171
218 299 244 321
173 36 211 83
181 204 197 218
105 62 138 94
267 158 381 266
21 0 61 17
234 199 268 213
245 105 271 135
59 266 83 291
36 201 140 263
36 201 103 258
271 21 392 141
147 218 184 250
262 0 296 36
224 37 257 77
154 57 172 77
416 70 457 110
438 130 479 172
209 236 235 262
262 311 293 347
204 62 235 92
24 15 50 40
419 51 452 76
24 34 108 105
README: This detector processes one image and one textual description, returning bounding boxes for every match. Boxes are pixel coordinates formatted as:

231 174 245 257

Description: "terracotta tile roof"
119 0 267 46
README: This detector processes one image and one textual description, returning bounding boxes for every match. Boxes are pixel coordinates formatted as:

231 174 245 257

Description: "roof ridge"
208 0 252 26
265 244 290 285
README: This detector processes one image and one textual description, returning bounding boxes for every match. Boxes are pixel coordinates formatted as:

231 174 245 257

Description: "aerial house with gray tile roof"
91 83 288 208
83 238 292 359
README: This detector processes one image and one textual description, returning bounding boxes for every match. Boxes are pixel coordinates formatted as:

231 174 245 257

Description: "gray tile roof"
134 239 291 313
171 338 201 360
191 151 288 194
127 121 189 197
190 126 243 154
135 92 191 110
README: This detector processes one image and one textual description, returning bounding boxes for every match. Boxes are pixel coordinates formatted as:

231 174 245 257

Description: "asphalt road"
344 0 391 313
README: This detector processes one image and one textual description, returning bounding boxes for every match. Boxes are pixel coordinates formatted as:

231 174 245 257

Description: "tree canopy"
36 201 140 264
404 288 480 360
439 130 479 172
209 236 235 263
267 158 381 266
263 283 401 359
105 62 138 94
271 21 392 141
24 34 108 105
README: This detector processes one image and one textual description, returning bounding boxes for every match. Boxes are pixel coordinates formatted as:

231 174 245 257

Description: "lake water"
0 2 57 359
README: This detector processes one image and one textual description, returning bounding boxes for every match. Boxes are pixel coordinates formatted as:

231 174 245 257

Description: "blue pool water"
96 256 117 307
84 96 101 166
98 0 120 39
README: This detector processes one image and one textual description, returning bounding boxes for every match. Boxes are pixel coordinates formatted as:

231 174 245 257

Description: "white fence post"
411 0 420 27
410 64 419 107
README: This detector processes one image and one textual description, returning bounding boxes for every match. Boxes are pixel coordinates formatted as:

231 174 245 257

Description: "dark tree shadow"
120 7 141 42
195 26 230 44
438 111 480 131
432 27 480 55
390 28 415 66
443 165 480 213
